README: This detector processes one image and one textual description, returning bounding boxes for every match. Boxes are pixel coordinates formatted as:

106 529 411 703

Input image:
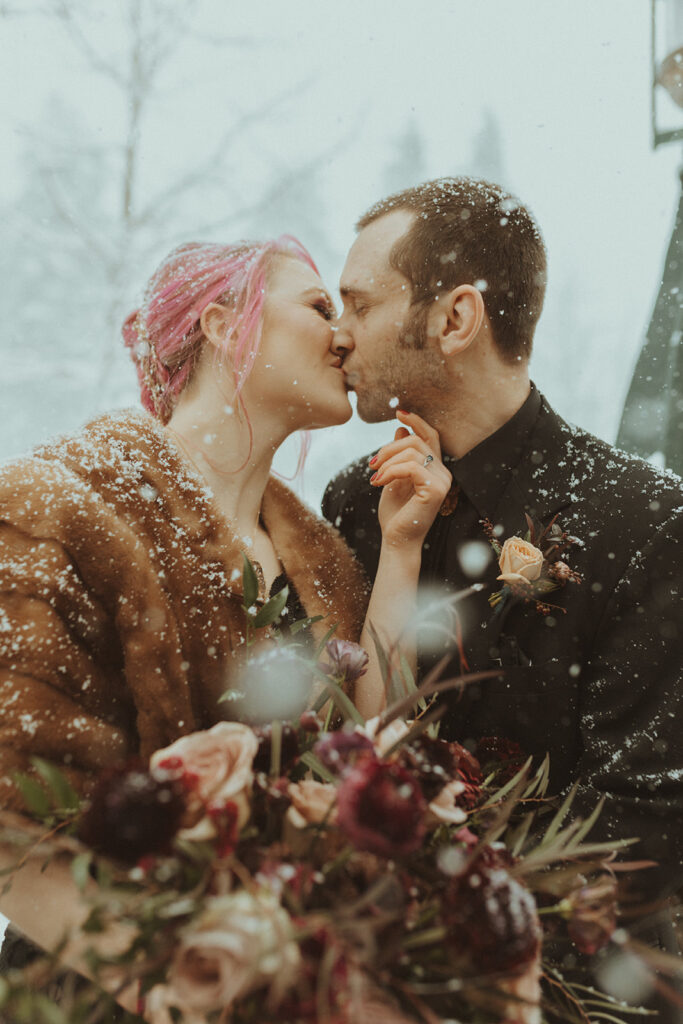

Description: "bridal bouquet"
0 568 655 1024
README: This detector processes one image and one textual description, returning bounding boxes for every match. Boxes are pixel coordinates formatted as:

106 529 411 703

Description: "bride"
0 234 451 1009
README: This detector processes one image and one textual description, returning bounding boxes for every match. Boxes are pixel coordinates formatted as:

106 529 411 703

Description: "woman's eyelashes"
312 299 336 321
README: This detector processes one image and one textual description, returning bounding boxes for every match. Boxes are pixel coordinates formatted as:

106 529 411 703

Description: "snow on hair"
122 236 318 424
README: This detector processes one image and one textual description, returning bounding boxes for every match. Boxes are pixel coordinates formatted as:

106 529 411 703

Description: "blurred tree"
471 107 505 182
617 171 683 474
382 118 425 196
0 0 335 460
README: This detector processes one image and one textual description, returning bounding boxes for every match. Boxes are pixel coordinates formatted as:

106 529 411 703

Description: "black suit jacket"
323 394 683 898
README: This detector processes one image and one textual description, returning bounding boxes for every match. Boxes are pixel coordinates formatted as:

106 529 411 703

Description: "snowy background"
0 0 681 512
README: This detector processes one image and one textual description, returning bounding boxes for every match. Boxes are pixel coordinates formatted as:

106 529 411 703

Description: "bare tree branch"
133 71 318 227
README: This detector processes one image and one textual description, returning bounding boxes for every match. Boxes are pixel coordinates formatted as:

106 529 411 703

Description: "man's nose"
331 315 354 356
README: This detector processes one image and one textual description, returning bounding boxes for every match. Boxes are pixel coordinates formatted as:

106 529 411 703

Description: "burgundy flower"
206 800 241 858
444 849 541 973
78 759 186 864
320 639 369 684
398 734 458 802
252 722 300 775
567 876 618 955
299 710 322 734
314 726 375 776
474 736 527 783
450 742 484 810
336 754 426 858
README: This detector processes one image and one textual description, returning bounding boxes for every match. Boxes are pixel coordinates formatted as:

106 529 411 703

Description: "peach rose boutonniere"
484 514 581 617
497 537 544 585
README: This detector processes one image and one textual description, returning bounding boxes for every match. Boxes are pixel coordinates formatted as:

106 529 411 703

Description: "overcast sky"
0 0 681 503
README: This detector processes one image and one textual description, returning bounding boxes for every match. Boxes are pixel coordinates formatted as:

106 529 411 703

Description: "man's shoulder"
535 401 681 503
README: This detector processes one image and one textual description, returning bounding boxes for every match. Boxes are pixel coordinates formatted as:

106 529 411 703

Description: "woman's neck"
165 389 287 545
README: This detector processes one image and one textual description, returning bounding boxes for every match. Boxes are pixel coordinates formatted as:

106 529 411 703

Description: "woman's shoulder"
0 410 174 543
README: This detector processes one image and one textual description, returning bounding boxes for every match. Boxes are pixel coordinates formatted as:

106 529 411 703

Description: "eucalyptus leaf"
289 614 324 635
251 585 289 629
71 851 93 892
241 553 260 609
31 757 80 812
13 772 51 818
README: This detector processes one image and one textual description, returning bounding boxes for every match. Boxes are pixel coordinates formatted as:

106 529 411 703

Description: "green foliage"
241 552 260 610
31 758 80 813
12 757 81 823
250 585 289 629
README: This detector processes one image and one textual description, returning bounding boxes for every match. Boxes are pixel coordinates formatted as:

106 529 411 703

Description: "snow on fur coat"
0 410 369 811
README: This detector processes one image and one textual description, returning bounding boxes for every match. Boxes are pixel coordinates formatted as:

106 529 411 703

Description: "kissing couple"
0 177 682 1015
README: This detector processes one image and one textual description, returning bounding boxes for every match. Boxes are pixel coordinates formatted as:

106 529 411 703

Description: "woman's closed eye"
313 300 335 321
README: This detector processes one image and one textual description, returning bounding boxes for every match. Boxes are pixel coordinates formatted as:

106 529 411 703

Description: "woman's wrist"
377 537 423 574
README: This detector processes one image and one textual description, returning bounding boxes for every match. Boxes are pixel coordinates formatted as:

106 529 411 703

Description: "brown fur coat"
0 411 369 811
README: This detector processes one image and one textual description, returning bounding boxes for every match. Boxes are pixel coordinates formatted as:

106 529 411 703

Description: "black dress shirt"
323 387 683 905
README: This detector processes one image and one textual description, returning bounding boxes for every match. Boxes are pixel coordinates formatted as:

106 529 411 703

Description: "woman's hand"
370 410 452 549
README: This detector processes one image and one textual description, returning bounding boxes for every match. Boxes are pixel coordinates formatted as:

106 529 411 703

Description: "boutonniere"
483 514 581 616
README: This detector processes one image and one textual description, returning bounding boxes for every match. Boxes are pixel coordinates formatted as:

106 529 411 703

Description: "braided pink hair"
122 236 318 425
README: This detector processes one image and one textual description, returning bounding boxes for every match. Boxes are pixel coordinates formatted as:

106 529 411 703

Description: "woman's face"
245 257 352 430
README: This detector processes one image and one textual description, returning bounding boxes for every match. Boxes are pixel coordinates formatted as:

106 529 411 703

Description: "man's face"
336 209 443 422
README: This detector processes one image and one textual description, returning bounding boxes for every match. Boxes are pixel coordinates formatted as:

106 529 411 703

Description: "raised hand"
369 410 452 549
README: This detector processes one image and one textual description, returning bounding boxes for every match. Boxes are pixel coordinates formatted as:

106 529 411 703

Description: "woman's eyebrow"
302 287 335 304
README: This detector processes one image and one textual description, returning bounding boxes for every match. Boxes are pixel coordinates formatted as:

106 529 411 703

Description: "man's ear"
431 285 486 357
200 303 232 351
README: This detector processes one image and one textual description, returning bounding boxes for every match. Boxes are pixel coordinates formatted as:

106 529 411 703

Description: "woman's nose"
331 321 353 356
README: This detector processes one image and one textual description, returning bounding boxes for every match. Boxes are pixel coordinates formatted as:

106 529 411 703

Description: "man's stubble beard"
353 304 449 423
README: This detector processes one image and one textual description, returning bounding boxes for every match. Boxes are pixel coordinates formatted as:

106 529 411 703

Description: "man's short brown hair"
357 177 547 362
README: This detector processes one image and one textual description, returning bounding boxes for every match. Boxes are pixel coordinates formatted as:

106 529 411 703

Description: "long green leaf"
481 757 533 808
289 614 324 636
523 753 550 799
269 720 282 778
509 811 535 857
570 796 605 847
539 780 580 847
300 750 336 784
312 666 364 725
366 621 393 693
251 586 289 629
314 622 339 659
241 553 260 609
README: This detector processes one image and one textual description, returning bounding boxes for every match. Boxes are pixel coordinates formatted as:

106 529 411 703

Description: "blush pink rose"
284 780 339 858
497 537 544 585
287 779 338 826
150 721 258 832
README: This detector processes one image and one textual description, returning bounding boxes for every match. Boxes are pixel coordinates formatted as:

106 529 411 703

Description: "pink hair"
122 235 318 426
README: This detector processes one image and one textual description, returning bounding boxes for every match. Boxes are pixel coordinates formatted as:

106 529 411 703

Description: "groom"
322 178 683 908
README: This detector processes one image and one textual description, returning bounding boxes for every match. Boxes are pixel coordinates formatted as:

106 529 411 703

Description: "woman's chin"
304 396 353 430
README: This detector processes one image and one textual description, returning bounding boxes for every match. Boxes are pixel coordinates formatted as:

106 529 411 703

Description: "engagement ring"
423 454 434 468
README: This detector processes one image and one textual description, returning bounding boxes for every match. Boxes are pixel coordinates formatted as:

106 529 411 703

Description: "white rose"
363 716 411 755
160 891 301 1017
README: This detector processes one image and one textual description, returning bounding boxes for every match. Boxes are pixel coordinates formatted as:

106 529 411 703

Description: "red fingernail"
369 455 378 466
397 409 409 415
370 472 379 483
